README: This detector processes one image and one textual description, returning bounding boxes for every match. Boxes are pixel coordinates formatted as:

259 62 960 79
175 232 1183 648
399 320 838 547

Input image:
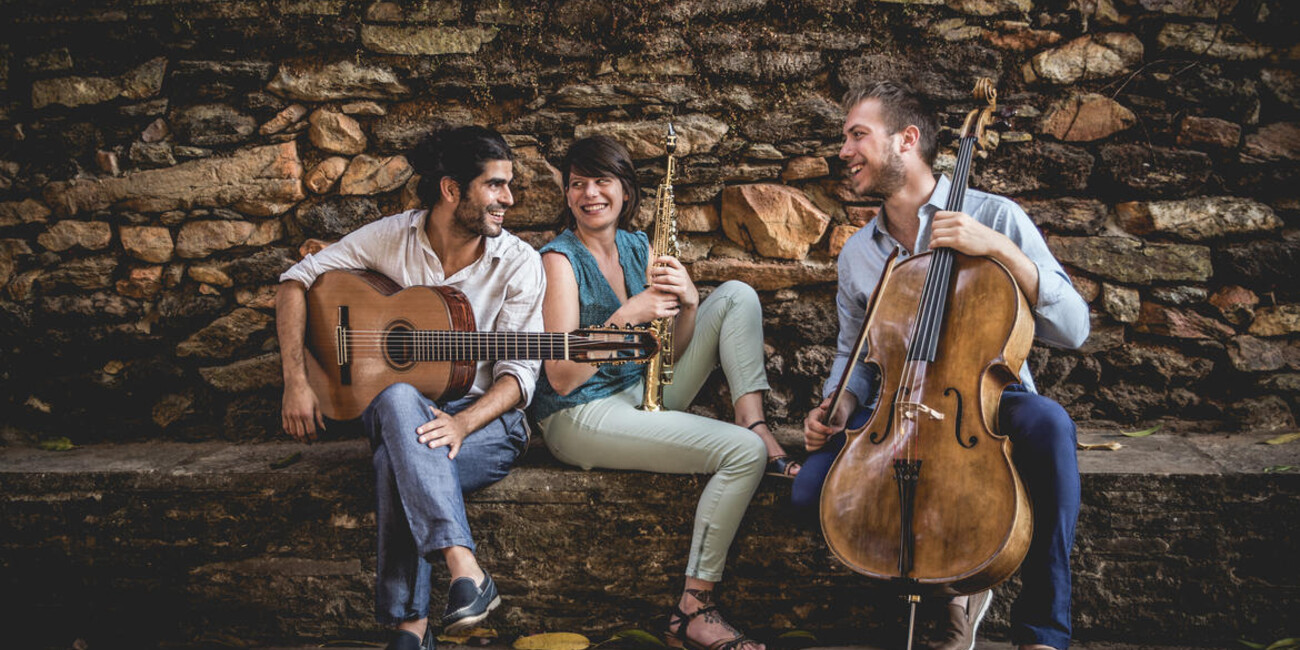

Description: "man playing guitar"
277 126 544 650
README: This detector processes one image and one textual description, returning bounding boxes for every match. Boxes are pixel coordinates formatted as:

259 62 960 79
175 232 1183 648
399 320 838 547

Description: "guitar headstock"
567 325 661 365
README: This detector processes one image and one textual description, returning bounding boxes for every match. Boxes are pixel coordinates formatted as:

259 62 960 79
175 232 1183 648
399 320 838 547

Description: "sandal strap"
708 637 752 650
666 604 693 635
667 604 755 650
745 420 768 431
666 604 719 637
767 456 800 477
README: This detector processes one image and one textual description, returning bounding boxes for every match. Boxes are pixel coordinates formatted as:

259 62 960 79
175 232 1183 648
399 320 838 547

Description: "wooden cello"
819 79 1033 642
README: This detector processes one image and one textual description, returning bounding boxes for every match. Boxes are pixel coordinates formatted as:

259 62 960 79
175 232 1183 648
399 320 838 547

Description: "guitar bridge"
337 306 351 385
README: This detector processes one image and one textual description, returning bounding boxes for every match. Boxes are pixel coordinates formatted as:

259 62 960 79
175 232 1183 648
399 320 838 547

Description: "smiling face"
565 172 626 233
452 159 514 238
839 98 907 199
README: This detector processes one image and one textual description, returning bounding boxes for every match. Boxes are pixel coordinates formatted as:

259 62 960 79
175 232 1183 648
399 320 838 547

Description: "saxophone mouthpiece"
666 122 677 155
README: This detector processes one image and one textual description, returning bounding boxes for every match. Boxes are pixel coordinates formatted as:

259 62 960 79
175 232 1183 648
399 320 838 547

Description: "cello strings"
895 136 975 463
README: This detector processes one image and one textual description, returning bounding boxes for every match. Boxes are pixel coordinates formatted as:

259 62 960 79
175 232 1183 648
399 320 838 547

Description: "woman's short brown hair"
558 135 641 232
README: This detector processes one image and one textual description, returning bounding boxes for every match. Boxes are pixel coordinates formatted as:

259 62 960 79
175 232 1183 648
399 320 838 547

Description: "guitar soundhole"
384 321 416 371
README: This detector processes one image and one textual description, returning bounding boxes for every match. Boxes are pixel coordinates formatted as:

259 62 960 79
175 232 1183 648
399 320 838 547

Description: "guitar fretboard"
348 330 601 362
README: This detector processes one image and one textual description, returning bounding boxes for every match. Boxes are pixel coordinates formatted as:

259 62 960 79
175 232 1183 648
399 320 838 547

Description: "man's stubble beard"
452 200 504 238
860 146 907 200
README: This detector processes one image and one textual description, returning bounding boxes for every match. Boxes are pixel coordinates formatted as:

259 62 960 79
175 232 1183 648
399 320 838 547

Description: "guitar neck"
355 330 584 362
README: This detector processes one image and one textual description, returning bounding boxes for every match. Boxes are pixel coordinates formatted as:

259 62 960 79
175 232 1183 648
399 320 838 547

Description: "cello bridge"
899 402 945 421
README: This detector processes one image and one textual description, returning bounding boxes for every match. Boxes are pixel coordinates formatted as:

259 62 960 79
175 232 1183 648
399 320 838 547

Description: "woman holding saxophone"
531 135 782 650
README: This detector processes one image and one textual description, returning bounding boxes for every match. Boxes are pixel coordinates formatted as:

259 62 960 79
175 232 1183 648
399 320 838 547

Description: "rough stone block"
721 184 829 260
575 114 728 160
361 25 498 56
690 257 836 291
43 143 304 218
267 60 410 102
175 307 274 359
1025 33 1142 84
309 110 367 155
120 225 174 263
1040 93 1136 142
175 220 258 258
1158 22 1270 60
37 221 112 252
1049 236 1212 284
338 154 412 195
0 199 52 227
1115 197 1282 240
0 433 1296 647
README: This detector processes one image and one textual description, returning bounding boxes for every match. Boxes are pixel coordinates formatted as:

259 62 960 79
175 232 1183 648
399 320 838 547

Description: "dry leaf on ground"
514 632 591 650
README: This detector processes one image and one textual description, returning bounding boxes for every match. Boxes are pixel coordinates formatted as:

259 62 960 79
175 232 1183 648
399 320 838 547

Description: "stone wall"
2 436 1296 648
0 0 1297 442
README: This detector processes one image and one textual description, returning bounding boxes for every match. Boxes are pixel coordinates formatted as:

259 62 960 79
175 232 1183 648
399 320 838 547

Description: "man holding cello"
794 80 1089 650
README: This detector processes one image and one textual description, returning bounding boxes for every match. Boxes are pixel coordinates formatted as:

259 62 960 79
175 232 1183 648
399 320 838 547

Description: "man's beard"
452 200 504 238
859 147 906 199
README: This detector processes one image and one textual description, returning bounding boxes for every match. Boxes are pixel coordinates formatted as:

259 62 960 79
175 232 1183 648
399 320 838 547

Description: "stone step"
1 431 1296 650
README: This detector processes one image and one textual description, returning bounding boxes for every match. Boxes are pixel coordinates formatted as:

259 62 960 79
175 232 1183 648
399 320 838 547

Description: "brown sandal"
664 604 760 650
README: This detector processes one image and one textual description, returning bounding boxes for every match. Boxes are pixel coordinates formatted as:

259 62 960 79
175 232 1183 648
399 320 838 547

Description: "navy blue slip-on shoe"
441 571 501 633
384 626 435 650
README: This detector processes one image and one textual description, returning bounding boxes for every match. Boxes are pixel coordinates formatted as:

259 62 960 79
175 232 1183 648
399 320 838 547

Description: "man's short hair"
409 126 514 206
842 80 940 167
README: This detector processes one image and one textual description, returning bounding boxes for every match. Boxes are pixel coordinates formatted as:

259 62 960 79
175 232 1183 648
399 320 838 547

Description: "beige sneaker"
931 589 992 650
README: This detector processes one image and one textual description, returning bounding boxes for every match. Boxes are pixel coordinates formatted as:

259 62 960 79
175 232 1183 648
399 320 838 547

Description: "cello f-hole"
869 398 899 445
944 387 975 448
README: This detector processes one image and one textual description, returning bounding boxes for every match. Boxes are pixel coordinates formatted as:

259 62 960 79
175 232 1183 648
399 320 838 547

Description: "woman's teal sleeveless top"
530 229 649 421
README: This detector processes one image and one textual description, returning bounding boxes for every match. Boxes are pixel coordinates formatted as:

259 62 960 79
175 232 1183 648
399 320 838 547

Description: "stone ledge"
1 431 1296 648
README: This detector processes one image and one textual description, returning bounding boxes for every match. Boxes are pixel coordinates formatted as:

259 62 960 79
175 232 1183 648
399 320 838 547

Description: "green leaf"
1264 466 1295 473
38 437 75 451
1264 432 1300 445
603 629 665 649
1267 640 1300 650
777 631 818 640
269 451 302 469
1239 641 1267 650
1120 424 1162 438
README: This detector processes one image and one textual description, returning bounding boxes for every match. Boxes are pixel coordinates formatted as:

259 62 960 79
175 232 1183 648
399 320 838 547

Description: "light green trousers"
539 281 771 581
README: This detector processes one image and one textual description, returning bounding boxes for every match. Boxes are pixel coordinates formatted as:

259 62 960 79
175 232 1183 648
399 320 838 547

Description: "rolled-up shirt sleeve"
489 251 547 407
278 219 388 289
1003 205 1090 350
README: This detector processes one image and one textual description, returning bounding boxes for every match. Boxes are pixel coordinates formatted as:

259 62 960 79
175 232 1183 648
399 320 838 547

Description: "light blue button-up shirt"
824 175 1090 406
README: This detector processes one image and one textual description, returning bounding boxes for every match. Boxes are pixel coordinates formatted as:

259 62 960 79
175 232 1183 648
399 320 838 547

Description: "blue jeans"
362 382 528 625
792 386 1080 650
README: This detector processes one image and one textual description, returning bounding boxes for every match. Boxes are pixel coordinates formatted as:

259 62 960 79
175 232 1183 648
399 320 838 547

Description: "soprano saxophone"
637 123 679 412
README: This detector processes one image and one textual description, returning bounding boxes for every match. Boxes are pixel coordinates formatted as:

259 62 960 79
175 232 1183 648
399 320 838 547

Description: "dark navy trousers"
792 386 1080 650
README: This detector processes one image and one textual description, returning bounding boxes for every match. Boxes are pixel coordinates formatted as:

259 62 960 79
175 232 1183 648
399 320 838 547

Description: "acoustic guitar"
304 269 659 420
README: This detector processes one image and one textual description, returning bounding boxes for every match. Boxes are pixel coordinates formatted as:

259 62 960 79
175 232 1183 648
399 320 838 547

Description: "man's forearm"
994 238 1041 308
453 375 524 435
276 281 311 387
